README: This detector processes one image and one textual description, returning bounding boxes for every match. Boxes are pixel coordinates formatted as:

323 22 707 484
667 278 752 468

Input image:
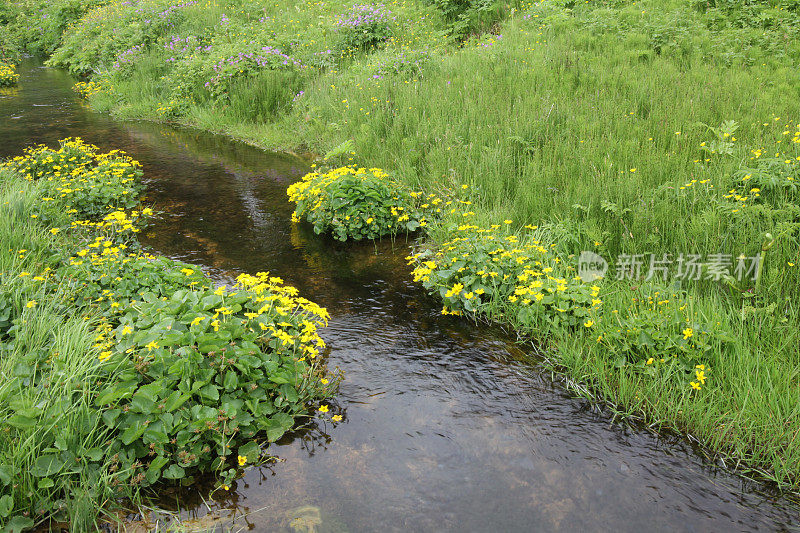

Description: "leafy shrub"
589 286 733 391
425 0 511 38
2 0 110 57
410 222 599 326
287 166 423 241
410 222 723 393
0 61 18 87
61 237 209 314
91 272 334 489
2 138 144 219
334 3 395 52
48 0 198 75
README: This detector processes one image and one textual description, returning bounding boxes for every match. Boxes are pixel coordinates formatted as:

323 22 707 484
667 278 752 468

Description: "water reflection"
2 60 799 532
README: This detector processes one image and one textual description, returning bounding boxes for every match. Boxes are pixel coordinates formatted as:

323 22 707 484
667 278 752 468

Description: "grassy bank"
3 0 800 489
0 139 337 530
0 166 132 531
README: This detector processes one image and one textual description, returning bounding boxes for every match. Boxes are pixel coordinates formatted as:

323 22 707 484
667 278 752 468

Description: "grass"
0 168 135 530
3 0 800 490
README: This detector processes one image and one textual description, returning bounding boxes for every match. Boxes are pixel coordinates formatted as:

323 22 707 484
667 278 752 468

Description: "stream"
1 60 799 532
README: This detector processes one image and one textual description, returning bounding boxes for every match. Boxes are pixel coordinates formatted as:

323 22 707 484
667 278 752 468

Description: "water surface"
2 61 798 532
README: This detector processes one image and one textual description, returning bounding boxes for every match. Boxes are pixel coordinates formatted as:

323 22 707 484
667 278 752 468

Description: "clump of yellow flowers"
0 61 19 87
287 165 425 241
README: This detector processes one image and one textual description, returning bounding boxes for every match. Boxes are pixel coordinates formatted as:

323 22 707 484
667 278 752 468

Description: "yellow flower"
646 358 654 365
122 325 133 335
584 320 594 328
695 370 706 384
321 378 329 385
332 415 343 422
180 268 194 276
214 285 226 296
318 405 329 413
682 328 693 340
50 227 60 234
190 316 204 326
99 351 112 362
25 300 37 308
690 381 701 390
145 340 159 351
238 455 247 466
366 217 374 224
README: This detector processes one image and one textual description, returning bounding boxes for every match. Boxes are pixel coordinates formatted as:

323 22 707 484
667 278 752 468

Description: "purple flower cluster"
113 44 144 70
164 35 212 61
205 47 304 88
334 3 394 29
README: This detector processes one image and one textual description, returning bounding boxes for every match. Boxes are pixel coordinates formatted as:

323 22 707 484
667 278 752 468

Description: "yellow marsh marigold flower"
332 415 343 422
238 455 247 466
26 300 37 308
683 328 693 340
690 381 701 390
318 405 329 413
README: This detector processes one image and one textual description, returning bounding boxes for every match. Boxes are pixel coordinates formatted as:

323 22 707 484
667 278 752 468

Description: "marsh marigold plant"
287 166 424 241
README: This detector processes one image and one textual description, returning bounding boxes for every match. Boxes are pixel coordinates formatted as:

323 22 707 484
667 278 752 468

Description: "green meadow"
2 0 800 517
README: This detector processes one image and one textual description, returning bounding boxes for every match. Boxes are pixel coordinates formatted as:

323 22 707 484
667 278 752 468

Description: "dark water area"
2 60 799 532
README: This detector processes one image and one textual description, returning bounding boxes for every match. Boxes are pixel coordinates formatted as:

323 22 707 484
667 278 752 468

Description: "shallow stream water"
1 61 799 532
